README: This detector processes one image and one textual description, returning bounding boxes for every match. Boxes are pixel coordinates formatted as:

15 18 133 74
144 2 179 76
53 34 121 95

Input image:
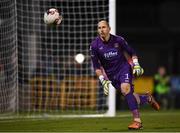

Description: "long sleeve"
89 45 101 70
120 37 136 57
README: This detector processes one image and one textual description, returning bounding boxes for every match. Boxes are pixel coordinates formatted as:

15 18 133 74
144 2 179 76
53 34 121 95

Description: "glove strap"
132 58 139 66
99 75 104 83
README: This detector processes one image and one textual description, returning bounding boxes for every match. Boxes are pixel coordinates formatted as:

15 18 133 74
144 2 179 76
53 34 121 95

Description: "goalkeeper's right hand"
132 57 144 77
99 75 111 95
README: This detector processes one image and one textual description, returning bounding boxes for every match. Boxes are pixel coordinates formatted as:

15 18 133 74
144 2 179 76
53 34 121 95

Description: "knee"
121 83 131 96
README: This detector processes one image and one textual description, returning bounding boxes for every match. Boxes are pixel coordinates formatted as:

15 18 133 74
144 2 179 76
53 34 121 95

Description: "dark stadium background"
116 0 180 75
116 0 180 110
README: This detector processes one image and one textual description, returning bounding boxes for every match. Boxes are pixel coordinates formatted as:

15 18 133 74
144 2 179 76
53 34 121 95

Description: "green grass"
0 110 180 132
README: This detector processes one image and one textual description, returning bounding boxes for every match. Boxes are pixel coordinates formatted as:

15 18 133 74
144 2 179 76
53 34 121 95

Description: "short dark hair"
97 19 110 27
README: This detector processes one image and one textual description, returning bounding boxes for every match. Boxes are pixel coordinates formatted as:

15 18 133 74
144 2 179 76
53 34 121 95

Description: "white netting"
0 0 115 116
0 0 17 113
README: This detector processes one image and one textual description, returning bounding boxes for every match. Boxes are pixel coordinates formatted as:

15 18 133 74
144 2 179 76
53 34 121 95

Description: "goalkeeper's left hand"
132 57 144 76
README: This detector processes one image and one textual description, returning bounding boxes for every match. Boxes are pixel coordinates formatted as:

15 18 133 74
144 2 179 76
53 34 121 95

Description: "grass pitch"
0 110 180 132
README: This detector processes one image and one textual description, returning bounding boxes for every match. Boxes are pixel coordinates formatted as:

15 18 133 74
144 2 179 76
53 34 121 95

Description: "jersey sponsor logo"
104 51 118 59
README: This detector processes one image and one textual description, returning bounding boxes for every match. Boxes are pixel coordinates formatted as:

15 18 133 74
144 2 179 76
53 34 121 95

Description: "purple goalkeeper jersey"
90 34 136 88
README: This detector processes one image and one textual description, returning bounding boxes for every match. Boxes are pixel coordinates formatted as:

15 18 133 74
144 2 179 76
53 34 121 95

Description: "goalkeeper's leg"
121 83 143 130
120 83 160 130
133 92 160 111
146 92 160 110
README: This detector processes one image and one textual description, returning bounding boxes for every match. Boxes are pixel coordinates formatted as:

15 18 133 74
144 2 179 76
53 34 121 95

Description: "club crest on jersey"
104 50 118 59
114 43 119 48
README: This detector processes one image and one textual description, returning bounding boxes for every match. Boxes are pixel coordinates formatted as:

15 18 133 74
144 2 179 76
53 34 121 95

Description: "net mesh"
0 0 110 115
0 0 17 113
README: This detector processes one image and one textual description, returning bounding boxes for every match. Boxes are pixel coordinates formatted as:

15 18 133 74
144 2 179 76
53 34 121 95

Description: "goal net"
0 0 115 117
0 0 17 114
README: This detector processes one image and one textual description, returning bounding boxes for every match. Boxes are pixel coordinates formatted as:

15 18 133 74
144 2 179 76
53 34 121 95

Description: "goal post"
106 0 116 117
0 0 116 117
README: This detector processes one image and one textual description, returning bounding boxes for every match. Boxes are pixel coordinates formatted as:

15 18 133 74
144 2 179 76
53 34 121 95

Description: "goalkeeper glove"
99 75 111 95
132 58 144 76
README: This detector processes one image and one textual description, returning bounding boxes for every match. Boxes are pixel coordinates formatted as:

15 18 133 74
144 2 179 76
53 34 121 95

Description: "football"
44 8 62 25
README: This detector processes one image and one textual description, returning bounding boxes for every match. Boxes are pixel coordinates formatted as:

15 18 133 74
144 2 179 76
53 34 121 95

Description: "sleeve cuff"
99 75 104 82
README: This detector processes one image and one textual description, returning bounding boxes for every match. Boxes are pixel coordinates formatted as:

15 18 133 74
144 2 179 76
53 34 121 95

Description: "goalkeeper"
90 20 160 130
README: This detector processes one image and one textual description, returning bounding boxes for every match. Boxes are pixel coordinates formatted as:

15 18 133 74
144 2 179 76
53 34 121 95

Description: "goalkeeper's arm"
95 69 112 95
123 51 144 77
